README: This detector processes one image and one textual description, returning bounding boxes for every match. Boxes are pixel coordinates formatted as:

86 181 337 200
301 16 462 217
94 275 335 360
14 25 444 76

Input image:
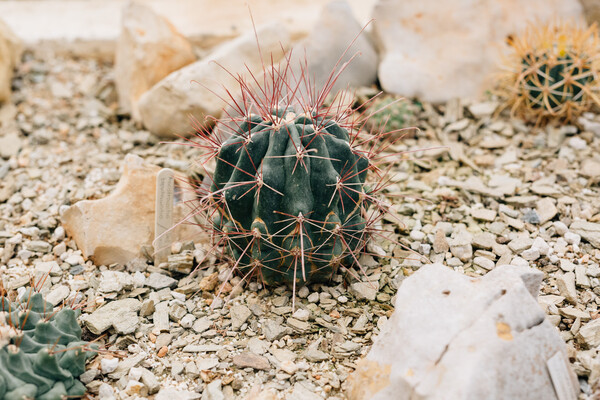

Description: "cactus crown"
191 45 403 294
0 289 96 400
500 22 600 124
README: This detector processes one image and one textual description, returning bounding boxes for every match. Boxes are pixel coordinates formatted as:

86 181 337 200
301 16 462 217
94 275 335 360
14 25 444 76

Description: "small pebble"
101 358 119 374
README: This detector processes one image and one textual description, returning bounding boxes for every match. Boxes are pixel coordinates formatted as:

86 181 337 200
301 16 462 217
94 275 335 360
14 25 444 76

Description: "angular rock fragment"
0 18 22 103
115 2 195 119
347 263 578 400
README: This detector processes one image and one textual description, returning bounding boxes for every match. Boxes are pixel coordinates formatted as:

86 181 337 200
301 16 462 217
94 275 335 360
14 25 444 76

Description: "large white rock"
115 2 196 120
62 154 204 266
347 263 578 400
371 0 584 103
0 18 22 103
290 0 378 95
138 23 291 138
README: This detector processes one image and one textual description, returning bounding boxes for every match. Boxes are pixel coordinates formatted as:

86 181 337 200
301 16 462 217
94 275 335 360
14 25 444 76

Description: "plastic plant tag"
155 168 174 265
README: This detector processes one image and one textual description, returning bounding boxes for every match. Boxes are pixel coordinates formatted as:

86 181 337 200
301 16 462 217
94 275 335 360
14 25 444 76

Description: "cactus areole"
210 107 370 285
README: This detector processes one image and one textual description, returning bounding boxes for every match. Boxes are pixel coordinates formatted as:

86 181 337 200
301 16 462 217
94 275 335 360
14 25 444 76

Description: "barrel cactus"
500 22 600 124
365 96 415 138
193 53 393 289
0 289 96 400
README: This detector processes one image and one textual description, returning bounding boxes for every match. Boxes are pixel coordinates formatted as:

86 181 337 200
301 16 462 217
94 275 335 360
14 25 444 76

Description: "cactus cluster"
0 289 96 400
500 22 600 124
192 51 396 290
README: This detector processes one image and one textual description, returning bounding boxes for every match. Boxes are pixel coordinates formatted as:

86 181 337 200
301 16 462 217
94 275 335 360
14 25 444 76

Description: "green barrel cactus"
209 106 372 285
366 97 414 137
0 289 96 400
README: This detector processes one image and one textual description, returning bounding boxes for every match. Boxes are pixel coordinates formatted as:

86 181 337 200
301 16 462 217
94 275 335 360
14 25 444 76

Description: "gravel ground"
1 52 600 399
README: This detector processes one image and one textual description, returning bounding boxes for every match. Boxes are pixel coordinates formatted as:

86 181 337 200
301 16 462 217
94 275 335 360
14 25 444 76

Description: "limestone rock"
115 2 195 120
371 0 583 102
0 18 22 103
84 298 141 335
138 23 291 138
62 154 204 266
347 263 578 400
62 155 159 266
569 220 600 248
290 0 378 94
232 352 270 370
576 318 600 349
0 131 22 159
581 0 600 26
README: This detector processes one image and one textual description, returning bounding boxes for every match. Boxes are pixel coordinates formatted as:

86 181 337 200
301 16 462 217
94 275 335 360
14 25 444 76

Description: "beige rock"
62 155 159 265
138 23 291 138
569 220 600 248
289 0 378 94
371 0 583 102
0 18 22 103
576 318 600 349
62 154 204 266
580 158 600 178
581 0 600 26
115 2 195 120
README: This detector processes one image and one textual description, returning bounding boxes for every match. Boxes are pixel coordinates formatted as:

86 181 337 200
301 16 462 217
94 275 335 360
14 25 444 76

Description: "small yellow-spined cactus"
500 22 600 124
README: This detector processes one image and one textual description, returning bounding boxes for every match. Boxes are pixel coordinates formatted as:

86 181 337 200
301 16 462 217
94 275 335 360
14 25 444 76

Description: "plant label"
155 168 174 265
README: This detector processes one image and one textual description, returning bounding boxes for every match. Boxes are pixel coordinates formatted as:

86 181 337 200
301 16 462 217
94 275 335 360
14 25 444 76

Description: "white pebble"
180 314 195 329
128 367 143 381
521 248 540 261
568 137 587 150
307 292 319 303
98 383 116 400
292 308 310 321
410 230 425 241
298 286 309 298
510 256 529 268
133 271 146 288
52 226 65 241
531 237 549 256
564 232 581 246
337 295 348 303
553 221 568 236
65 253 84 266
171 291 186 302
280 360 298 374
101 358 119 374
473 256 495 270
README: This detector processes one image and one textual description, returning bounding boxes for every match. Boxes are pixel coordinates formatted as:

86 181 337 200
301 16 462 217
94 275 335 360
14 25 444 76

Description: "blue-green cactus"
0 290 96 400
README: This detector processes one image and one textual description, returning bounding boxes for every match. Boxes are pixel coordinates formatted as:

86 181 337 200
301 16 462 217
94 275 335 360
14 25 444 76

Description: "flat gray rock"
83 298 141 335
232 352 270 370
146 272 177 290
